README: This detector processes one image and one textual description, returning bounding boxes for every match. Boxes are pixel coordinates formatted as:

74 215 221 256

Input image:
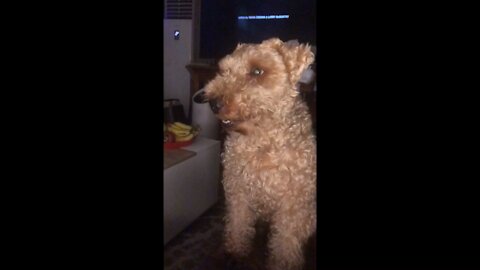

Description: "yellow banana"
167 124 188 132
167 125 181 131
173 122 192 131
168 128 191 137
173 132 191 137
175 133 194 142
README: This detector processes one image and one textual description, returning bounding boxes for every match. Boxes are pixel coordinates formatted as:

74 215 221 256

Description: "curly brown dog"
205 38 316 270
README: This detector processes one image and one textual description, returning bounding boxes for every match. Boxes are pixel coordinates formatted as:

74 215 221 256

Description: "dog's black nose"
209 98 223 114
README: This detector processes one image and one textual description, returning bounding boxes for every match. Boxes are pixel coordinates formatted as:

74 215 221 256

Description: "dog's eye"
251 68 264 76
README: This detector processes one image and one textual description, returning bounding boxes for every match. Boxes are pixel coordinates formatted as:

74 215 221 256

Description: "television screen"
198 0 316 61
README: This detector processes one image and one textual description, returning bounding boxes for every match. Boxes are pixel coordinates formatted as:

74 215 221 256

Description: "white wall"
163 19 193 116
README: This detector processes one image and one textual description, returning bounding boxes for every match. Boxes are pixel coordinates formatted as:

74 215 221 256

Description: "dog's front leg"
223 193 256 258
266 205 316 270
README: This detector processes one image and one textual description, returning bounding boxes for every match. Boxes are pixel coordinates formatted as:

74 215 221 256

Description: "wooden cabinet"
185 63 218 122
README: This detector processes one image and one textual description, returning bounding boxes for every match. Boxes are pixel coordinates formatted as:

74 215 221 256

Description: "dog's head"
204 38 314 134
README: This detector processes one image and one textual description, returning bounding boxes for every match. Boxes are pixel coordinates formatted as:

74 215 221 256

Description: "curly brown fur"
205 38 316 270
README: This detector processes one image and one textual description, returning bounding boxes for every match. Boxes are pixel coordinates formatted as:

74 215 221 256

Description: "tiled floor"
164 199 226 270
164 198 316 270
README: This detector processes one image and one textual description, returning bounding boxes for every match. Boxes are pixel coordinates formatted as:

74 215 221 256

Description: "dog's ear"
280 43 315 84
262 38 315 84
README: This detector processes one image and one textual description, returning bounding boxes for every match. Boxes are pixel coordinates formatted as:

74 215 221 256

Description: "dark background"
199 0 316 60
6 1 477 269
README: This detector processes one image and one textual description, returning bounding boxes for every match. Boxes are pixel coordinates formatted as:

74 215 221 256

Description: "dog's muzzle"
207 98 236 128
208 98 223 114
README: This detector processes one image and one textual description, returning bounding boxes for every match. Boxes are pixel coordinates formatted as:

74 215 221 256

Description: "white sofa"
163 137 221 245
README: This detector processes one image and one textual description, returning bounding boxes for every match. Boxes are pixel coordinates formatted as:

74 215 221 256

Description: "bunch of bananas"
166 122 199 142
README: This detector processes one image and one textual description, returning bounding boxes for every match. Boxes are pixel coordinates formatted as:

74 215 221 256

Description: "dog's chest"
245 180 280 216
224 138 287 208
